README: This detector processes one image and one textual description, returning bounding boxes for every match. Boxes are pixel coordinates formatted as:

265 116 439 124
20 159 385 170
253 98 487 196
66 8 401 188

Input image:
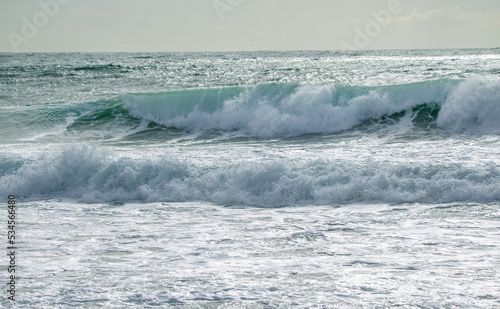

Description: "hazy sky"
1 0 500 52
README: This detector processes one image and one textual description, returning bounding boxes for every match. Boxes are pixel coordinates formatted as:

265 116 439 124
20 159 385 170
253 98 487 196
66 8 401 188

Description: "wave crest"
437 78 500 134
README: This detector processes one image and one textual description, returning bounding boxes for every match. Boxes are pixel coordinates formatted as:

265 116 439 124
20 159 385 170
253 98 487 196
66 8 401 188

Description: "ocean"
0 49 499 308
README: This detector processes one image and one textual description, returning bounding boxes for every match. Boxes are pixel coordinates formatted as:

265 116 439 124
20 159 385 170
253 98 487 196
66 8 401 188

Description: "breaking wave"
1 145 499 207
61 77 500 138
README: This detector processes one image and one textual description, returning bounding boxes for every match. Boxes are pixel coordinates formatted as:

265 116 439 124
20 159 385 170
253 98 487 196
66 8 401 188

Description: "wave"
119 78 500 137
1 145 499 207
436 78 500 134
121 81 453 137
16 77 500 140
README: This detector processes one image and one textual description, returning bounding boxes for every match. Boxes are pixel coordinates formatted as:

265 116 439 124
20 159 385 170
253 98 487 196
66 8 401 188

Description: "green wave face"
6 78 499 142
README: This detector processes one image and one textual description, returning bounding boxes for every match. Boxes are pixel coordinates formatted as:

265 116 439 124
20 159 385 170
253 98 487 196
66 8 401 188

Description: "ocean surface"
1 49 499 308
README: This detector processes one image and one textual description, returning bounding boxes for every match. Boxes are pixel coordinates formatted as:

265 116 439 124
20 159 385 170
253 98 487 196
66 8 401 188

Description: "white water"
15 201 500 308
2 142 500 206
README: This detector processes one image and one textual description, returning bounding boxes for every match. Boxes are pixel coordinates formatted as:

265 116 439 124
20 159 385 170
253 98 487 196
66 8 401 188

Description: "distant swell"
1 145 499 206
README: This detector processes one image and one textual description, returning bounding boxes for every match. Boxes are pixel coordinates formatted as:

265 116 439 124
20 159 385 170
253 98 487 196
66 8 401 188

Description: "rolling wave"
1 145 499 206
121 81 452 137
118 78 500 136
19 77 500 139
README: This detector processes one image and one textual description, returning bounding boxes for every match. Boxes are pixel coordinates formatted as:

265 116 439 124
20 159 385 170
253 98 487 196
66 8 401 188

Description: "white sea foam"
437 78 500 134
2 144 499 207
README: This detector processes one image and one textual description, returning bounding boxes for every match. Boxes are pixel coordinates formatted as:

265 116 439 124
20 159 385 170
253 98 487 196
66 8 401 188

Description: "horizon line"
1 47 500 54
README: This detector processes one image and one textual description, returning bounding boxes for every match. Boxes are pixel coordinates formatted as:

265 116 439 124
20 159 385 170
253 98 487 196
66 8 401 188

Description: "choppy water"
1 49 500 307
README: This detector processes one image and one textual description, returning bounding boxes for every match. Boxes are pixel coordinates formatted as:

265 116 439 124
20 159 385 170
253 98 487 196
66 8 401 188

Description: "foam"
437 78 500 134
2 145 499 207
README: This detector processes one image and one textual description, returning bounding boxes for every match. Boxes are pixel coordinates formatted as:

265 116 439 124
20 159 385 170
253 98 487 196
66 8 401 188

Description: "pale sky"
1 0 500 52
